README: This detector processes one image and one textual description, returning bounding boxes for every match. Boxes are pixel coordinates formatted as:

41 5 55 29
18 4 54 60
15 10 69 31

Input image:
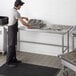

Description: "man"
6 0 32 67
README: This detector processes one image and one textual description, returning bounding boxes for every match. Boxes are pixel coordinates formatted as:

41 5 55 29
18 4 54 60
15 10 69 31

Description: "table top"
19 25 73 34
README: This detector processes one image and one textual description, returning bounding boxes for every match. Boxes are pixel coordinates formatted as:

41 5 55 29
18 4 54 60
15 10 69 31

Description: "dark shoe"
14 60 22 63
6 63 17 68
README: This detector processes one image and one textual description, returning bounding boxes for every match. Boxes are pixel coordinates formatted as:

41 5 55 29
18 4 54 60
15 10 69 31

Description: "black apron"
7 21 18 64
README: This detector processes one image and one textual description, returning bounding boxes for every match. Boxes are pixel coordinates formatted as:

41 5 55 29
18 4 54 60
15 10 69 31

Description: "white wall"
0 0 14 16
24 0 76 25
0 0 76 25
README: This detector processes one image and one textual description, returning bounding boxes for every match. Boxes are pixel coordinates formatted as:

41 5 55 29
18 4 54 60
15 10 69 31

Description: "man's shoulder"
9 8 17 13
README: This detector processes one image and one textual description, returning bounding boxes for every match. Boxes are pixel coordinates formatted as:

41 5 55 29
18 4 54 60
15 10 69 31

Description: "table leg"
67 32 69 52
62 35 64 54
72 35 74 51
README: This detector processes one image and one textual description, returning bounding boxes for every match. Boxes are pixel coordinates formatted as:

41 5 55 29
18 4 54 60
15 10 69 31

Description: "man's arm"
18 17 32 29
21 17 28 21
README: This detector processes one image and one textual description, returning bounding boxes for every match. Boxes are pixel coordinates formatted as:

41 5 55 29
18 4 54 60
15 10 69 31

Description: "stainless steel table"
19 25 73 55
61 51 76 76
60 26 76 76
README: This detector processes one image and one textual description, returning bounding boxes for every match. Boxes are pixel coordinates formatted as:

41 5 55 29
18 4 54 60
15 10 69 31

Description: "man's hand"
18 17 32 29
27 24 32 29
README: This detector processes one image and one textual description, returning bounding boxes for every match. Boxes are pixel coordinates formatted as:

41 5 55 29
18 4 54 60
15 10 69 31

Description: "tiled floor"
0 51 75 76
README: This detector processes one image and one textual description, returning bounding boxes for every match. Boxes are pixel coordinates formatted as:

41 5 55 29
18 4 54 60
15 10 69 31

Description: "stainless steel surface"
61 51 76 76
72 35 75 51
72 26 76 34
19 25 73 55
0 26 7 54
20 25 73 34
60 26 76 76
67 32 69 52
72 26 76 51
62 35 64 53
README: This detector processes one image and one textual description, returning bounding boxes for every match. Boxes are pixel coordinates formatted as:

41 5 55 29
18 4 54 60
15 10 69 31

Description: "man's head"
14 0 24 10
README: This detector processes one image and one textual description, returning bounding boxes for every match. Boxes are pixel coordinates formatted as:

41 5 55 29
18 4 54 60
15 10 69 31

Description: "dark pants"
6 22 18 64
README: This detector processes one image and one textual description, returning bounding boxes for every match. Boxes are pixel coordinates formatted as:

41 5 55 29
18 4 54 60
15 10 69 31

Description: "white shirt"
8 8 21 26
